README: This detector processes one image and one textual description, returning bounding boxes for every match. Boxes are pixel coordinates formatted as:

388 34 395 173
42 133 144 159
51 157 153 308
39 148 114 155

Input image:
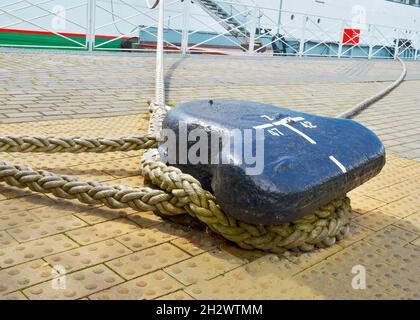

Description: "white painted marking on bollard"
329 156 347 173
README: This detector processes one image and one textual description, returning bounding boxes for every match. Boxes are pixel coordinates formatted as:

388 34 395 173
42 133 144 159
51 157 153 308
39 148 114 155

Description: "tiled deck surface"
0 50 419 300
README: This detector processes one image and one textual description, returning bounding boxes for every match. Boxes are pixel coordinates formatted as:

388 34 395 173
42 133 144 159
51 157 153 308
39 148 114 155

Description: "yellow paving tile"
365 226 418 250
0 259 55 295
412 237 420 248
293 267 393 300
364 266 420 299
394 213 420 235
284 245 342 269
164 248 244 285
44 239 132 273
333 240 388 259
23 265 124 300
186 273 324 300
366 184 414 203
222 254 302 282
379 195 419 218
353 210 399 231
8 215 87 242
66 163 118 182
0 186 32 200
115 227 177 252
99 158 140 178
156 290 194 300
361 167 415 191
65 218 139 245
89 270 183 300
0 291 28 300
0 234 78 268
403 244 420 258
74 206 122 225
28 206 76 221
112 176 144 188
171 230 221 256
0 195 56 214
0 211 39 231
126 211 163 227
350 195 387 214
337 223 373 248
386 155 418 168
107 243 190 280
0 230 18 249
25 154 87 169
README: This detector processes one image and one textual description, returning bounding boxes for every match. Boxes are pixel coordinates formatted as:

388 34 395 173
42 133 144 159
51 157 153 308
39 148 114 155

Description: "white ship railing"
0 0 89 49
0 0 419 60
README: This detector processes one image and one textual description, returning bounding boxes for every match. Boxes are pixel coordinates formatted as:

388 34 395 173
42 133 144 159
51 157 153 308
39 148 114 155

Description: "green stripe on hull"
0 31 125 50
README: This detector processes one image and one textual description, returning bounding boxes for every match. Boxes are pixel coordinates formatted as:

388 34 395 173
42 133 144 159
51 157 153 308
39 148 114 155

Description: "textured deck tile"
379 195 419 218
0 230 18 248
107 243 190 280
0 195 56 214
156 290 194 300
394 213 420 234
8 215 87 242
0 259 55 295
353 210 399 231
350 195 387 214
65 218 139 245
115 223 191 252
0 211 39 230
27 206 75 221
0 291 28 300
23 265 124 300
164 248 244 285
89 270 183 300
284 245 342 269
364 226 418 250
44 239 132 273
0 234 78 268
126 211 163 228
170 231 221 256
337 223 373 248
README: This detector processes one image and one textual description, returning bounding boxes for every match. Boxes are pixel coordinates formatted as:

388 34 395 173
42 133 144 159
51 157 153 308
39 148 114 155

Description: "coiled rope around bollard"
0 97 354 253
0 57 407 253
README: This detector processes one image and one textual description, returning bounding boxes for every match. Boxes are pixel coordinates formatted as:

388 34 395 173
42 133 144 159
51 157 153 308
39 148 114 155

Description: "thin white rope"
337 57 407 119
145 0 160 9
154 0 166 107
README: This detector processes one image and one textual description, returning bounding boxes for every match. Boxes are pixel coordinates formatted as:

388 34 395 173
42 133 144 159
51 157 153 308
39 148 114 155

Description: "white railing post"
248 6 258 54
155 0 165 106
87 0 96 51
298 16 307 57
368 24 373 59
394 28 400 59
338 20 345 58
414 33 419 61
181 0 190 55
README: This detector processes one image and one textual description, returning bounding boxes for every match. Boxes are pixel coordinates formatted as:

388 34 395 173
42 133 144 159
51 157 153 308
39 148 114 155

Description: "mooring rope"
0 157 352 253
0 136 157 153
337 57 407 119
0 15 407 252
0 96 355 253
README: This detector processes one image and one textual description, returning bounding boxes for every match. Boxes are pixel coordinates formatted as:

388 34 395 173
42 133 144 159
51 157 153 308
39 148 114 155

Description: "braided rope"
0 159 352 253
0 135 157 153
0 104 354 253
